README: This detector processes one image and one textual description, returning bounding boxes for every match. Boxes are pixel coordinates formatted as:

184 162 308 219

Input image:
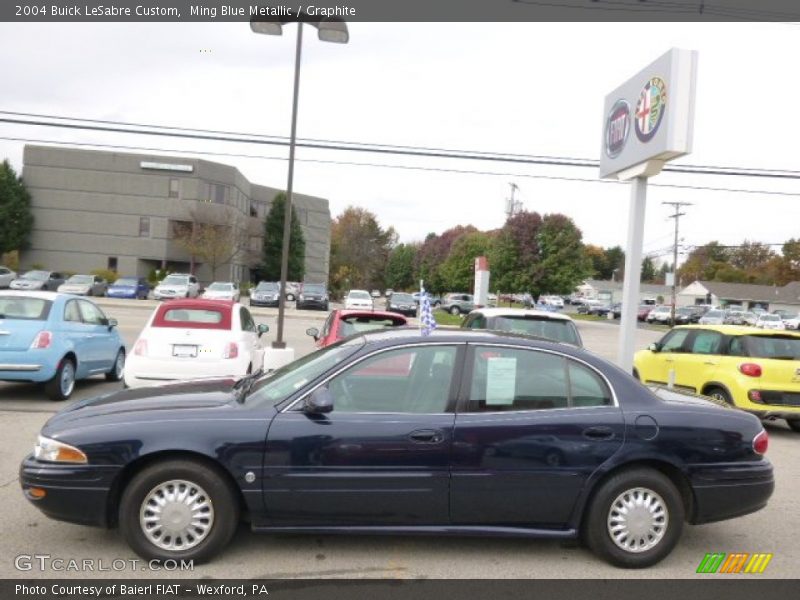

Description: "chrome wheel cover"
140 479 214 552
607 487 668 553
60 362 75 397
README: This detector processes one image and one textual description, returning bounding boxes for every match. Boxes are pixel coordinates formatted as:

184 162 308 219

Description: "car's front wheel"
45 358 76 401
450 306 460 316
106 349 125 382
120 459 239 563
584 468 684 568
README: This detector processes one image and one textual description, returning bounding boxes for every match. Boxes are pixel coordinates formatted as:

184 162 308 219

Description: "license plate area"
172 344 198 358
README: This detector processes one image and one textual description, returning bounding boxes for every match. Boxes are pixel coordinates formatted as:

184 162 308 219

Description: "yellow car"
634 324 800 433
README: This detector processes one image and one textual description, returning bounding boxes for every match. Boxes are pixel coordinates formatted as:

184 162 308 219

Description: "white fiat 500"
124 299 269 388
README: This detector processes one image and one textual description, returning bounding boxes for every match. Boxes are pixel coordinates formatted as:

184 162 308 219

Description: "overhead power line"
3 135 799 201
2 111 800 180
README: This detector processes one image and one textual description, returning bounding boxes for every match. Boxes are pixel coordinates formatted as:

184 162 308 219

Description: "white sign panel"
600 48 698 180
140 161 194 173
485 357 517 406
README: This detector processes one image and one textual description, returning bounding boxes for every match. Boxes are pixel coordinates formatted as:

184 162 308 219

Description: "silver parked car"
9 270 66 291
57 274 108 296
0 266 16 289
441 293 475 315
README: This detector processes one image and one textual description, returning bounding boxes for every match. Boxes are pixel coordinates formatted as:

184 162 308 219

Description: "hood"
43 378 239 432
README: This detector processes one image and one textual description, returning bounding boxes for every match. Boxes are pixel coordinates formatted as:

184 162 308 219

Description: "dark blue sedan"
106 277 149 300
19 329 774 567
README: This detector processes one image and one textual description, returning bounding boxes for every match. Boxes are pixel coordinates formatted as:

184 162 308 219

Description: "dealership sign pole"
600 48 698 371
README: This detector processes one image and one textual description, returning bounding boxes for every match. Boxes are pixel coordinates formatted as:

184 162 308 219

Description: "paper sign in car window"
486 357 517 405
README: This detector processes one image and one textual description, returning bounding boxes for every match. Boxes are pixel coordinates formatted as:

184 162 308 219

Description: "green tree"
489 211 542 293
385 243 418 290
640 256 657 282
603 246 625 280
0 160 34 254
439 231 492 292
536 214 591 296
260 193 305 282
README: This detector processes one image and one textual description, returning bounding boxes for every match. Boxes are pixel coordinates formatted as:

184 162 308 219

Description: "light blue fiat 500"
0 292 125 400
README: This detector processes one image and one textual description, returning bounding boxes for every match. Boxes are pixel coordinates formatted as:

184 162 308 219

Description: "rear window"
114 278 139 286
490 316 581 346
339 315 406 337
303 284 326 294
743 335 800 360
0 297 52 321
152 305 231 330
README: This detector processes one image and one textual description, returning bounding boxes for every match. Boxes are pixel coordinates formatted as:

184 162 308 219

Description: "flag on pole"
419 286 437 336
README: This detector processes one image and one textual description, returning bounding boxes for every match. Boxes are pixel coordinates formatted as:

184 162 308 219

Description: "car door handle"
408 429 445 444
582 426 615 441
703 361 717 366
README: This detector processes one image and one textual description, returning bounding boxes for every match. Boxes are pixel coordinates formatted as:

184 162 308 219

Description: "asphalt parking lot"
0 300 797 579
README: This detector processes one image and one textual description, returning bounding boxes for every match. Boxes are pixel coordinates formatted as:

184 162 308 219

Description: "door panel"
450 345 624 527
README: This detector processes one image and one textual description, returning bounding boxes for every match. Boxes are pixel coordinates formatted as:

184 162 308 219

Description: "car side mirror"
304 386 333 414
648 342 661 352
107 318 118 330
257 323 269 337
306 327 320 340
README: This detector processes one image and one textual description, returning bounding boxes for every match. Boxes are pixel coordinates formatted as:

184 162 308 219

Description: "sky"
1 21 799 268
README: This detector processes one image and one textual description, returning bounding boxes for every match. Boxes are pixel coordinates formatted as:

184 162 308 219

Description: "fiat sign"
599 48 698 180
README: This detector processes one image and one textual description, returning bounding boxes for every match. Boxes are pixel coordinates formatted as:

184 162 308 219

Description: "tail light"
738 363 762 377
30 331 52 349
133 339 148 356
747 390 763 403
753 429 769 455
223 342 239 359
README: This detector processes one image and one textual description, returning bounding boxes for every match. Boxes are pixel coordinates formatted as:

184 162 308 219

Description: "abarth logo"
696 552 773 574
605 99 631 158
635 76 667 142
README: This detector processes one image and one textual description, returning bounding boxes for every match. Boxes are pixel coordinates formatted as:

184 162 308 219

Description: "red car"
307 309 409 348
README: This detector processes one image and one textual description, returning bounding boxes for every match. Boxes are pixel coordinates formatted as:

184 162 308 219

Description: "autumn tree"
260 193 306 282
172 203 249 279
0 160 34 255
489 211 542 293
415 225 478 293
329 206 397 295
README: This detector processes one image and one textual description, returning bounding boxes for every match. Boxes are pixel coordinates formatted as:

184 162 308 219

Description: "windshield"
22 271 48 281
303 284 326 294
162 275 188 285
67 275 93 284
348 291 371 300
0 296 52 320
208 282 232 291
743 335 800 359
491 316 581 346
256 282 279 291
391 293 414 302
705 310 724 318
114 278 138 286
246 343 361 407
760 315 780 321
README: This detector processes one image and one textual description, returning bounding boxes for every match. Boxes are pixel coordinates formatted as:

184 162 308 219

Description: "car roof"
467 307 573 321
0 290 65 301
670 324 800 337
349 326 579 348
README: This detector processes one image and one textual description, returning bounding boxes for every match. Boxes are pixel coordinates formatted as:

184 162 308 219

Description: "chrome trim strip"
0 364 42 371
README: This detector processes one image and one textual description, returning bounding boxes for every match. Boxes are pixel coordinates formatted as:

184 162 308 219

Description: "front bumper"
688 459 774 524
19 454 121 527
250 296 280 307
388 306 417 316
298 299 328 310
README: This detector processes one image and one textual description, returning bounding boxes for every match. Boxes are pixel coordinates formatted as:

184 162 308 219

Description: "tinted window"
303 284 326 294
339 315 405 336
690 330 723 355
660 329 690 352
78 300 107 325
0 297 52 321
743 335 800 360
327 346 457 414
162 308 223 324
240 307 256 332
489 316 581 346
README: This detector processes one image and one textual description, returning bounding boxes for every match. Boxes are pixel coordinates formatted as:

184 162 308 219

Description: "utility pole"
505 182 521 220
663 201 691 326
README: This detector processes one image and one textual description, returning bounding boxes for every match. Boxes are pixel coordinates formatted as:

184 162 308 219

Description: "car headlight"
34 435 88 464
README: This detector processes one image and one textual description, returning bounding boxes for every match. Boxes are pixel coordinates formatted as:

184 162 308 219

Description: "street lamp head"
316 20 349 44
250 20 283 36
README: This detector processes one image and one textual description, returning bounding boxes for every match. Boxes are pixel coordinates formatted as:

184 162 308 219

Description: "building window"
169 178 180 198
108 257 118 272
210 184 226 205
139 216 150 237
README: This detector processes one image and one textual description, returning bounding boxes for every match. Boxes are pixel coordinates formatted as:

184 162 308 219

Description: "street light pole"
273 22 304 349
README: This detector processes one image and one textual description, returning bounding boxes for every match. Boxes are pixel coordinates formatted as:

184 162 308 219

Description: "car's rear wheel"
45 358 76 401
106 349 125 382
286 293 295 301
705 386 732 405
584 468 684 568
786 419 800 433
450 306 460 315
119 459 239 563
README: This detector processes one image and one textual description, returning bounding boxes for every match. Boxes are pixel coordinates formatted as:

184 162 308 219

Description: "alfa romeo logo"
605 99 630 158
635 76 667 143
